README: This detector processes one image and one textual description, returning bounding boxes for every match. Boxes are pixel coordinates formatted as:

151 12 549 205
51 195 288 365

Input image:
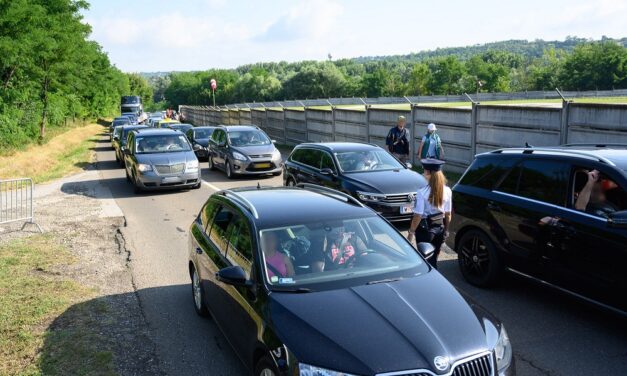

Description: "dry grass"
0 124 103 183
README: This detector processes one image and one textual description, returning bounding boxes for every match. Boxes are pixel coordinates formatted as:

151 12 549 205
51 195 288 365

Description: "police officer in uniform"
407 159 453 268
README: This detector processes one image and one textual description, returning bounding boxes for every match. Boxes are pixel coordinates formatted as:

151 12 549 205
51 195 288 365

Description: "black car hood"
269 272 495 375
344 169 426 194
195 138 209 147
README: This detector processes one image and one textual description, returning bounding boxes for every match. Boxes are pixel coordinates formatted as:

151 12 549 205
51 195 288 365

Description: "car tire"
457 229 502 287
226 160 234 179
191 266 209 317
133 173 142 194
208 156 216 171
192 182 201 189
254 356 279 376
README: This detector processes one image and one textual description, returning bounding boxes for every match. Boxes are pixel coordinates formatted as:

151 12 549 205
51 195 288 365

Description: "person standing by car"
407 159 452 268
417 123 444 160
385 115 410 163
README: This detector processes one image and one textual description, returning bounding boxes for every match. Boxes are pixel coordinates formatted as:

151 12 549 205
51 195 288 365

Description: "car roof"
132 128 180 136
193 126 217 130
219 125 259 131
481 144 627 172
295 142 382 153
121 125 147 130
216 186 372 228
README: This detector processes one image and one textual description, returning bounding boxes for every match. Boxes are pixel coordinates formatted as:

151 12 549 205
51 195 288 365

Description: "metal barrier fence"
0 178 42 232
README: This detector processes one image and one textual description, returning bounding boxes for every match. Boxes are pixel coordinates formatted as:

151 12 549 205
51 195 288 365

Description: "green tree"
558 41 627 90
126 73 153 108
406 63 430 95
282 63 347 99
427 56 466 94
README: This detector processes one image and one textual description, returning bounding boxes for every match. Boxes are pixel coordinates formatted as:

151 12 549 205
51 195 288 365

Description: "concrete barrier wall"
239 109 251 125
305 109 334 142
475 105 561 154
567 103 627 144
335 108 368 143
251 109 266 130
266 109 285 144
284 109 307 145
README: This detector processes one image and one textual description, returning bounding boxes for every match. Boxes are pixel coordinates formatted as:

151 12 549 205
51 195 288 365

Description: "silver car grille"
154 163 185 175
381 193 416 204
248 154 273 159
378 353 493 376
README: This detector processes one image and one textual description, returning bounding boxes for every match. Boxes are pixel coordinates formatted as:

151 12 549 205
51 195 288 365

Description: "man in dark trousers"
386 115 410 163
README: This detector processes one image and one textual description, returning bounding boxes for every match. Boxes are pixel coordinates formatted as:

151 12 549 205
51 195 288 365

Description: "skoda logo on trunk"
433 356 449 371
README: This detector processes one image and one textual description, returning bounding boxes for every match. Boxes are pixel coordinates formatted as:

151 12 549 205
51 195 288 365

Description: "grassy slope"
0 235 115 376
0 123 103 183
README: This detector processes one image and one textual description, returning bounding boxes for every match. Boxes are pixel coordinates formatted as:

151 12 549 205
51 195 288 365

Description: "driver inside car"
354 152 375 171
309 225 368 272
262 231 295 279
575 169 620 218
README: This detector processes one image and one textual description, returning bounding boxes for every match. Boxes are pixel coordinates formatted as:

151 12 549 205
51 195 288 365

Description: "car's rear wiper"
271 287 314 293
366 277 402 285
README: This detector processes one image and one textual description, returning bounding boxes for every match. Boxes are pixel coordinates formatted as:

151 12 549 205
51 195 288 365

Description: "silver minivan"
124 128 201 193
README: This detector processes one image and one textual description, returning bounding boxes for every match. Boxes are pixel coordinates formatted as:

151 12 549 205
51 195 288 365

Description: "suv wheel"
191 266 209 317
255 356 279 376
457 229 501 287
226 160 234 179
208 156 215 170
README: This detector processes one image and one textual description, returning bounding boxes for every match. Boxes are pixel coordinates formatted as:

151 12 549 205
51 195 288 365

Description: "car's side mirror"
320 167 336 176
113 136 119 141
405 162 413 169
193 144 202 151
607 210 627 228
417 242 435 259
216 266 252 287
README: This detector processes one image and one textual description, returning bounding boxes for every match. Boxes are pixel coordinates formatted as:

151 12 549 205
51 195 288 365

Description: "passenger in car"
309 225 368 272
575 170 619 218
262 231 295 279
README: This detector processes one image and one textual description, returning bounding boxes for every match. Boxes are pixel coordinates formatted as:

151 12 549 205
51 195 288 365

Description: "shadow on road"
437 259 627 375
39 285 245 375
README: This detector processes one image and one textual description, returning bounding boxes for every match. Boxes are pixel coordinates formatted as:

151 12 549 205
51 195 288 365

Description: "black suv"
283 143 426 223
188 185 514 376
448 145 627 315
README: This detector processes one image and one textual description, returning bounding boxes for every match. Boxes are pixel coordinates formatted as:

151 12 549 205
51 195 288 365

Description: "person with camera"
407 159 452 269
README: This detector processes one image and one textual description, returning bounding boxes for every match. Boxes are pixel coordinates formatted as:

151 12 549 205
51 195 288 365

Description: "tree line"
0 0 155 151
159 39 627 108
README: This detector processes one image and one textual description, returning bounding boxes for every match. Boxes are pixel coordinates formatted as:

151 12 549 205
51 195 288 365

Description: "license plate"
400 205 413 214
255 163 271 168
162 176 181 183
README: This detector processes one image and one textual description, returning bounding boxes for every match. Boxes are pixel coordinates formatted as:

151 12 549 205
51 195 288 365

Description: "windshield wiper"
271 287 314 293
366 277 402 285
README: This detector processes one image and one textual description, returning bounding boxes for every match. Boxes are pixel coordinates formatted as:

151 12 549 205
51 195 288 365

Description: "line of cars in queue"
108 116 626 376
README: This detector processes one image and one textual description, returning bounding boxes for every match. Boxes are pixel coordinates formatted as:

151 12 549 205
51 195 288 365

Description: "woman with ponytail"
407 159 453 268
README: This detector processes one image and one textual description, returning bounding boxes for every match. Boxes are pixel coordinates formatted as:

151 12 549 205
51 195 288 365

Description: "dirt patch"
0 170 163 375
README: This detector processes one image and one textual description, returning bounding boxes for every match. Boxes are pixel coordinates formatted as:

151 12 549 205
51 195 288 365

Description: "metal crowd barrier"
0 178 42 232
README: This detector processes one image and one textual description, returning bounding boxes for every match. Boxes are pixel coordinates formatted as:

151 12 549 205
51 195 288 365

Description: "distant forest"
141 37 627 108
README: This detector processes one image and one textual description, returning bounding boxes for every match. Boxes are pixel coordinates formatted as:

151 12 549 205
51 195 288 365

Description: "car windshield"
228 130 271 146
135 135 192 154
335 150 404 172
113 120 130 126
194 129 214 139
259 215 428 291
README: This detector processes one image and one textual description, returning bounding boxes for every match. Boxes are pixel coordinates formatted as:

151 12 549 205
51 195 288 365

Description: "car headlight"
357 191 384 202
137 163 152 172
494 326 512 372
299 363 356 376
272 149 282 159
186 160 199 172
232 151 247 161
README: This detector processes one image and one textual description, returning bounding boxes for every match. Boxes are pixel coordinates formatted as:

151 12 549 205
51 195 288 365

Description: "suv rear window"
497 159 570 206
460 157 516 189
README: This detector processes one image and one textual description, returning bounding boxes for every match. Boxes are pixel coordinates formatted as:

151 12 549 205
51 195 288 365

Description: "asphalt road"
93 134 627 376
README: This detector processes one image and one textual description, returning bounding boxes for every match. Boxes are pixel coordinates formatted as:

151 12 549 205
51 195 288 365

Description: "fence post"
559 100 570 145
411 104 417 166
470 102 478 158
331 106 337 142
365 104 371 143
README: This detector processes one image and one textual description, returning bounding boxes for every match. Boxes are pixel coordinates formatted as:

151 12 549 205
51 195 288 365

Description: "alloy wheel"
459 235 490 277
259 368 276 376
192 269 202 310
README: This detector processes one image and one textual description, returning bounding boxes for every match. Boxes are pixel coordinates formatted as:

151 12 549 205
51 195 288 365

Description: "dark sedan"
284 143 426 223
188 185 514 376
186 126 216 160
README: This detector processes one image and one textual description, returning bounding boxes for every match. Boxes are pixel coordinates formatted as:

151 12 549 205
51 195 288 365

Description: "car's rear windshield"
259 215 428 292
113 119 130 126
335 150 404 172
171 124 193 132
228 130 271 146
135 135 191 154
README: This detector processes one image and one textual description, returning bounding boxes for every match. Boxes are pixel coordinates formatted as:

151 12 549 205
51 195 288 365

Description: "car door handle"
195 247 203 255
487 202 501 211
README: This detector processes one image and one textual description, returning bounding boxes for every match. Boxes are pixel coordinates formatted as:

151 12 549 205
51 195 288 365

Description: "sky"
82 0 627 73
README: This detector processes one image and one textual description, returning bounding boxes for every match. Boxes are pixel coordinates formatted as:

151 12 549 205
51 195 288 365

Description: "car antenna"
525 142 534 148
